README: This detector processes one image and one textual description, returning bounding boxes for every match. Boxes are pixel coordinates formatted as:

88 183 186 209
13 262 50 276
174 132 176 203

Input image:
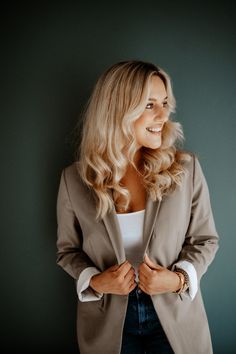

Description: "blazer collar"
102 192 162 265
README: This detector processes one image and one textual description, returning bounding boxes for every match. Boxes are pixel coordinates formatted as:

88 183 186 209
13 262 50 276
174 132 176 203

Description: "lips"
146 125 162 133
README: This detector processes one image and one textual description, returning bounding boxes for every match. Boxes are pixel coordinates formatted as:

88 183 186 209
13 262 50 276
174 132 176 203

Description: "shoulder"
175 149 197 170
175 149 206 184
63 161 79 179
61 161 88 191
176 150 210 193
59 161 96 209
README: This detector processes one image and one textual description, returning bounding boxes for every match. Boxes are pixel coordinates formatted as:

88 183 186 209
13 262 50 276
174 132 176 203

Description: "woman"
56 60 219 354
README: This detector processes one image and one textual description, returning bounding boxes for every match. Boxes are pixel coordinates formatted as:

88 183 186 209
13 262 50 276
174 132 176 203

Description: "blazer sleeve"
56 169 98 280
176 155 219 283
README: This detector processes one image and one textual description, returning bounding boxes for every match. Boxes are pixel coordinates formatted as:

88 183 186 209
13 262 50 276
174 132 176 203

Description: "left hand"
138 254 180 295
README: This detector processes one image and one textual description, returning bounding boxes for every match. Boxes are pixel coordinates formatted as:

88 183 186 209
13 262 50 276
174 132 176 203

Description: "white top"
76 209 198 302
116 209 145 282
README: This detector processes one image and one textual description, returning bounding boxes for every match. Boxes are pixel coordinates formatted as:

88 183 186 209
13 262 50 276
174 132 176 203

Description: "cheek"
134 124 147 142
134 115 148 133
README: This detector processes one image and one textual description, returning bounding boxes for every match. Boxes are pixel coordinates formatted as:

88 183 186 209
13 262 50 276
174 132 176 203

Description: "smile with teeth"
146 127 162 134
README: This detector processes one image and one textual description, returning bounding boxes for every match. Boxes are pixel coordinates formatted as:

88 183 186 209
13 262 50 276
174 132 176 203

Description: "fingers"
109 264 121 272
139 262 153 277
128 281 137 293
117 260 133 277
110 261 136 291
121 263 136 291
138 270 149 284
144 254 163 270
117 265 136 294
139 262 159 295
138 282 148 294
124 267 136 283
109 260 129 274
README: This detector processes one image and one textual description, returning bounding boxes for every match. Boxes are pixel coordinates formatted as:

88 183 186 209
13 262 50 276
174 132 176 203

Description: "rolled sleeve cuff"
76 267 103 302
172 260 198 300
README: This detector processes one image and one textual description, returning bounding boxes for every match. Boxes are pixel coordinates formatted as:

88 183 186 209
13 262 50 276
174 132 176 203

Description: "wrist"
89 274 100 292
173 271 184 292
173 270 189 294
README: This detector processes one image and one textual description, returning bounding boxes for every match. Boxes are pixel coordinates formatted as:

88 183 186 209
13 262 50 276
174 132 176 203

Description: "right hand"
89 260 137 295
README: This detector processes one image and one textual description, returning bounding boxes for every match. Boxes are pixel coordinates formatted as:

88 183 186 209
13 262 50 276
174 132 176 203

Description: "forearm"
172 260 198 300
177 224 219 281
177 155 219 281
56 249 96 280
76 267 103 302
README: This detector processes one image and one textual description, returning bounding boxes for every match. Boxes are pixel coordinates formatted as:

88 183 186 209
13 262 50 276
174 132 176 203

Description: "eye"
145 103 154 109
146 101 168 110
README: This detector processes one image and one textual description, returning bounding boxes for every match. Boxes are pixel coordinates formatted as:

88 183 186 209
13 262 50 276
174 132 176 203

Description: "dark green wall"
1 1 235 353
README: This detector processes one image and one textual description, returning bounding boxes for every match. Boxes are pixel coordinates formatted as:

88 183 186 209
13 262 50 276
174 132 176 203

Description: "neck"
123 149 143 179
134 149 142 166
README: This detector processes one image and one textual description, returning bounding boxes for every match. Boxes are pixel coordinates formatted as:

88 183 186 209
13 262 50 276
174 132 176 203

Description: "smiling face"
133 74 169 150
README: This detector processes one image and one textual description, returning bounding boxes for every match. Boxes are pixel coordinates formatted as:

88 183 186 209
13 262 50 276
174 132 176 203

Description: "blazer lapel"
102 191 162 264
142 196 162 257
102 204 126 265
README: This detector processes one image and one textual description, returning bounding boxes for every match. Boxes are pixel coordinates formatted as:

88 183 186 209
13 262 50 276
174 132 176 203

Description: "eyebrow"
148 96 168 101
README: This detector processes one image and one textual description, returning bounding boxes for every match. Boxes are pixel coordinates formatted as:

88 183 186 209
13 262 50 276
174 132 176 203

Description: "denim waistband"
129 285 149 298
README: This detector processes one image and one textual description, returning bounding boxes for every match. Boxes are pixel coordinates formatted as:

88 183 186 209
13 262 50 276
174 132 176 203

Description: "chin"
146 141 162 149
149 145 161 150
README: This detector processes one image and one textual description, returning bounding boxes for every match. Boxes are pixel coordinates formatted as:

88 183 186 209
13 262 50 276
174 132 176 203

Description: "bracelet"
175 268 189 288
174 272 185 294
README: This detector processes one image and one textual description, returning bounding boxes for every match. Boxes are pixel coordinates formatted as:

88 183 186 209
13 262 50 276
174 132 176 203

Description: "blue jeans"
121 287 174 354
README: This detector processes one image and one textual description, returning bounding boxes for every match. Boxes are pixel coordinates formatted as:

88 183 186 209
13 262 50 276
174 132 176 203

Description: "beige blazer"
56 153 219 354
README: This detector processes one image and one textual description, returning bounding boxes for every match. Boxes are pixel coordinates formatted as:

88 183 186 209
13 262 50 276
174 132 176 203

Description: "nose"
153 105 168 123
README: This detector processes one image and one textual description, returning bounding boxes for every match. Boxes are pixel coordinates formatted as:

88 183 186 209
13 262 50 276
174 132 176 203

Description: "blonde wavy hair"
75 60 190 220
